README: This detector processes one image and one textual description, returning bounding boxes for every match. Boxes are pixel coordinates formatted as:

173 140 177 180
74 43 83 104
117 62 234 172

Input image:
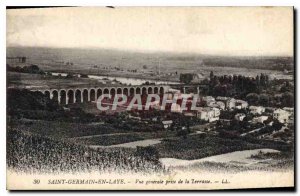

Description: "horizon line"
6 45 294 58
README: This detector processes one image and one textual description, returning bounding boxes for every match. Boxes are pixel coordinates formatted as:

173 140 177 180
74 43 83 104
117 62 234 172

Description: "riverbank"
49 69 181 83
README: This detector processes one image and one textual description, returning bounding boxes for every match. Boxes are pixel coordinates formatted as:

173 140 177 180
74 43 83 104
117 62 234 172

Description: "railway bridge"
33 85 170 105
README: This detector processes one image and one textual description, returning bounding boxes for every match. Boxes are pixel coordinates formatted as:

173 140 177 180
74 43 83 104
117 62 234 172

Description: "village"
116 87 294 145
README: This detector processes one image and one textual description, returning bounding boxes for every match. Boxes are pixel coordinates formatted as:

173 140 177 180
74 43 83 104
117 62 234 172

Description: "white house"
216 96 229 102
216 101 226 110
207 101 226 110
149 100 161 109
179 93 194 100
283 107 294 117
196 107 220 122
249 106 265 115
167 88 181 94
235 100 248 109
283 107 294 113
128 115 141 121
252 116 269 124
184 112 195 117
202 96 215 103
273 109 290 123
226 98 236 110
162 120 173 129
216 96 235 110
212 107 221 117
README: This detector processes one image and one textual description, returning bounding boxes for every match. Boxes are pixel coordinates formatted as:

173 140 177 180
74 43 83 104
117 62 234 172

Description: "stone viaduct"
34 85 170 105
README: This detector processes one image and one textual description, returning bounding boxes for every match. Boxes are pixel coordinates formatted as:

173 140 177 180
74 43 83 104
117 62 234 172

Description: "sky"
6 7 293 56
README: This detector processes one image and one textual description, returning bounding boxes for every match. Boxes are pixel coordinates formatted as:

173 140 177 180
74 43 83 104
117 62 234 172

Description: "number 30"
33 179 40 184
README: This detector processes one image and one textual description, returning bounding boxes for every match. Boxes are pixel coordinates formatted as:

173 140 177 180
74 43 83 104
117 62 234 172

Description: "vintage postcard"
6 7 294 190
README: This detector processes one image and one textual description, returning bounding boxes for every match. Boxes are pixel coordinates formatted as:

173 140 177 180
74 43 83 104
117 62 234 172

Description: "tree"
66 74 74 78
80 74 89 78
246 93 259 105
179 73 193 84
260 73 266 86
210 71 214 80
256 75 260 86
177 129 188 139
272 119 283 131
259 94 270 106
186 120 191 133
281 92 294 107
263 117 272 126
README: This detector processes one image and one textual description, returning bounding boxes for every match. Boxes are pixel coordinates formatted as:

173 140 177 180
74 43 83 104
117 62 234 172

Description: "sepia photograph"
6 6 294 190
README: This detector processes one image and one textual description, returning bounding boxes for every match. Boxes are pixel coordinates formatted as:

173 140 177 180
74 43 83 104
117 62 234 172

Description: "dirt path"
71 132 134 139
160 149 280 168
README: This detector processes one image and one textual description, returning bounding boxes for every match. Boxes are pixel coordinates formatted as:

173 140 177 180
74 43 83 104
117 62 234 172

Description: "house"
235 113 246 121
191 74 204 83
249 106 265 115
216 96 235 110
167 88 181 94
235 100 248 109
196 107 220 122
226 98 236 110
63 107 71 111
184 112 195 117
283 107 294 117
207 101 225 110
149 100 161 110
179 73 204 84
212 107 221 117
252 116 269 124
162 120 173 129
196 107 212 121
171 103 183 113
151 117 158 122
273 109 290 123
178 93 194 100
216 101 226 110
283 107 294 113
202 96 215 103
165 93 175 100
288 116 294 126
128 115 141 121
219 119 231 126
216 96 229 102
151 104 161 110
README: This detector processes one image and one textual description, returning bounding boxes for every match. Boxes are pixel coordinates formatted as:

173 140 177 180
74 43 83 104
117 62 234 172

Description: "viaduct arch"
35 85 169 105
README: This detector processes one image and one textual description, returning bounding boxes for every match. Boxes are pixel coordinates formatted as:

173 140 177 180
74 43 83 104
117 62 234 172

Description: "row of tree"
203 71 294 107
7 64 45 75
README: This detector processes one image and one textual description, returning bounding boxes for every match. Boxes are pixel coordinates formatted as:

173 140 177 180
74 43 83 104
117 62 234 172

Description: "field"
9 117 292 162
7 47 293 82
8 118 126 139
155 134 291 160
7 128 165 174
71 131 176 146
8 118 176 144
